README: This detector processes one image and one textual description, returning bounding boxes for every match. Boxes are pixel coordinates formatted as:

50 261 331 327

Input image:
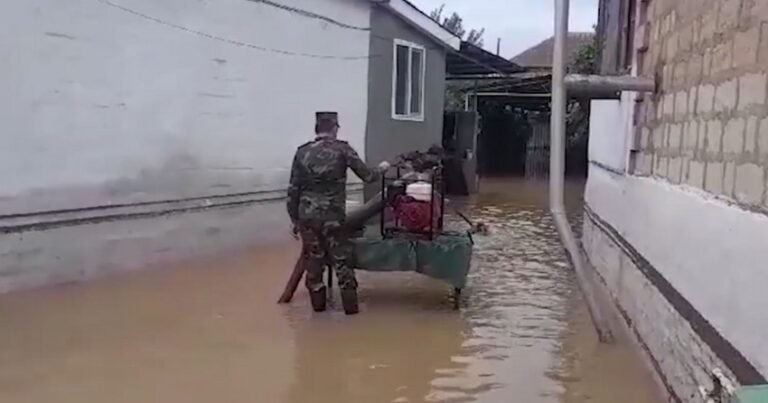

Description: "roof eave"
372 0 461 50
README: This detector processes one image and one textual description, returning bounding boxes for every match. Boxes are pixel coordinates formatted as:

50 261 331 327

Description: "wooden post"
453 287 462 310
277 244 306 304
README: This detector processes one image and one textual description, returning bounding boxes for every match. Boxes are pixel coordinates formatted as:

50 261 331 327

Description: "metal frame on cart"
379 166 446 240
376 166 461 309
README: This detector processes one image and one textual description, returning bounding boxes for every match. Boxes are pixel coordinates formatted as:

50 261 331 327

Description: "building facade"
587 0 768 400
0 0 455 292
364 1 457 198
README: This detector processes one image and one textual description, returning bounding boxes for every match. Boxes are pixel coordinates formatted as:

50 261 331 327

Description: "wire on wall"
96 0 376 60
245 0 371 31
97 0 513 76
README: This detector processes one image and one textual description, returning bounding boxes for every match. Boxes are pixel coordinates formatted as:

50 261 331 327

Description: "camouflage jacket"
287 138 380 223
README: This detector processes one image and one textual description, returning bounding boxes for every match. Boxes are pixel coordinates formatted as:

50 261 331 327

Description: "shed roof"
446 42 525 78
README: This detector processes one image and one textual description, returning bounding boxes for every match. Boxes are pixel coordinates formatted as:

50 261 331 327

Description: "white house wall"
583 0 768 396
585 167 768 379
0 0 371 292
0 0 371 215
582 72 768 401
585 94 768 398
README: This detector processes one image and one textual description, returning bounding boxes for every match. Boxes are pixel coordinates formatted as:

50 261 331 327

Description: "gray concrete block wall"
635 0 768 212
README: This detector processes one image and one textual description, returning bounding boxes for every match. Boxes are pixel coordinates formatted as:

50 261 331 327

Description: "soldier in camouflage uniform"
287 112 389 314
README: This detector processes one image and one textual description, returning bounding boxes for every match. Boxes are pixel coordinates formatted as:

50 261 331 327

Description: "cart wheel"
453 287 462 310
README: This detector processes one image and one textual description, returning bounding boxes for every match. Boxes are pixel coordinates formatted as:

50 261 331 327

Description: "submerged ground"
0 178 664 403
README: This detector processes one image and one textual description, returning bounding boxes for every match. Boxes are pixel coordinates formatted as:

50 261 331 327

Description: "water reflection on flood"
0 178 663 403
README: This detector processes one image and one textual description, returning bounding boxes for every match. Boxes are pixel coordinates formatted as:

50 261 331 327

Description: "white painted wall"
587 98 768 377
589 100 626 172
0 0 371 215
586 168 768 377
588 95 635 173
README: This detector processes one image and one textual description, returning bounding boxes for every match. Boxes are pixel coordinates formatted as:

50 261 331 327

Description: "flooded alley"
0 179 664 403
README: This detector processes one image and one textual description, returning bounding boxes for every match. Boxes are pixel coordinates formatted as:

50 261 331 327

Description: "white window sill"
392 114 424 122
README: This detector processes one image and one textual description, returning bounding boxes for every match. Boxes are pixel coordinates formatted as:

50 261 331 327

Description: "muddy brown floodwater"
0 178 665 403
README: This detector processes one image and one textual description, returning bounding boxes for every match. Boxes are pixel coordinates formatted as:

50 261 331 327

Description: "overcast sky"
409 0 599 58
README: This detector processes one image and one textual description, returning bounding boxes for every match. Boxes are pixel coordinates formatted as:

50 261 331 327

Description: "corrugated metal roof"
446 42 525 77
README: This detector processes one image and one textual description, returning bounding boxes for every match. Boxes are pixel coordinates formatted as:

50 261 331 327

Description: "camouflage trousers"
298 220 357 292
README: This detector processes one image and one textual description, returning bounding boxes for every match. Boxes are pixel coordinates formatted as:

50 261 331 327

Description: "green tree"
569 33 598 75
429 5 486 111
429 4 485 47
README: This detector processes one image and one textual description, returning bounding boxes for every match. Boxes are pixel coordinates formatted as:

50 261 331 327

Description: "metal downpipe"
550 0 614 343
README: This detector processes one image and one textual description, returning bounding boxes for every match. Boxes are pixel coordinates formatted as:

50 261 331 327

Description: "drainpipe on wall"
550 0 614 343
550 0 656 343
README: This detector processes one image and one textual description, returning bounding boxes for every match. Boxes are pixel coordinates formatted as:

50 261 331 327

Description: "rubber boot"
341 289 359 315
310 287 327 312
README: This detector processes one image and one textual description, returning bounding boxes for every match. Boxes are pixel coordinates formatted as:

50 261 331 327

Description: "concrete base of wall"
583 213 745 402
0 188 363 294
0 201 289 294
584 166 768 381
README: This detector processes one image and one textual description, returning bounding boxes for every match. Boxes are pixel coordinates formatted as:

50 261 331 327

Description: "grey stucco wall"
364 6 447 198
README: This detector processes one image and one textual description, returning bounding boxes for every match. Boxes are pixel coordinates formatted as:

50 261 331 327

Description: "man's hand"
378 161 391 171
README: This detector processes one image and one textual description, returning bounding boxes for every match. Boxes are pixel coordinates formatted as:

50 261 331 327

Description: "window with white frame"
392 39 425 121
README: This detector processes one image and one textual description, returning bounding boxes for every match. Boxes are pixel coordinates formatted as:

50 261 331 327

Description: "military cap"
316 111 339 124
